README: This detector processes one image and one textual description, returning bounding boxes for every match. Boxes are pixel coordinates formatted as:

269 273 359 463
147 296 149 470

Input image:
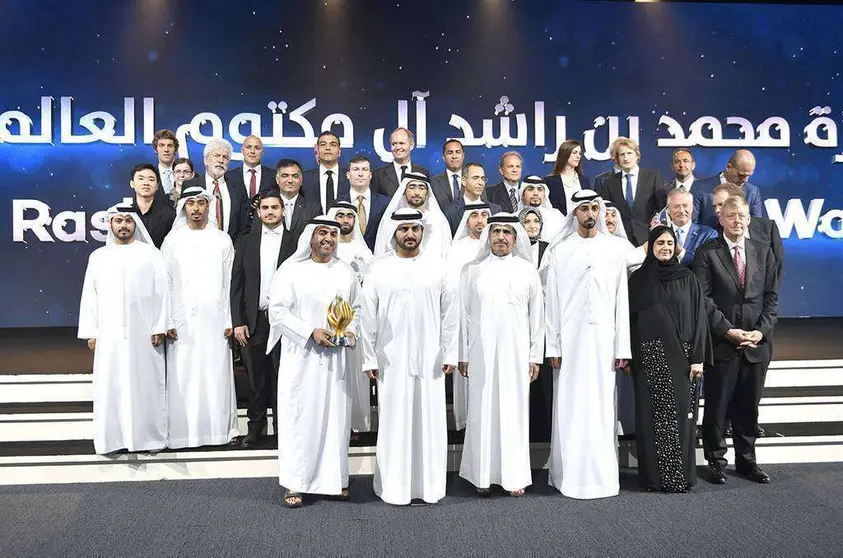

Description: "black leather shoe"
756 425 766 437
706 464 727 485
738 467 771 484
241 429 263 448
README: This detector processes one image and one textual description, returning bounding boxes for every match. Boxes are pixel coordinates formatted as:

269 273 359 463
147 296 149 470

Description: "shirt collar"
262 223 283 235
676 175 694 188
320 164 339 176
206 174 225 188
622 166 639 178
724 234 746 252
282 194 298 205
393 160 410 172
351 188 371 201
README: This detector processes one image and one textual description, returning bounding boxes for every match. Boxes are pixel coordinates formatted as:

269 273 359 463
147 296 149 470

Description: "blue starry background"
0 0 841 326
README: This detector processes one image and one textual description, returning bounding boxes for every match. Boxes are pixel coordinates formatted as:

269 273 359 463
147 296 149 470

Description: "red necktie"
248 169 257 198
733 245 745 288
213 179 224 231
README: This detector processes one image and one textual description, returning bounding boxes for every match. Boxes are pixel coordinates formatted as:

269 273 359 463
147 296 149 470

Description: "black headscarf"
628 225 693 312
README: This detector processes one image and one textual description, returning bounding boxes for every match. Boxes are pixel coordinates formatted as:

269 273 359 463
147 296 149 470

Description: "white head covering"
519 175 554 211
281 215 342 269
375 172 446 255
603 201 630 240
381 208 427 255
172 184 219 230
468 213 533 264
103 199 153 246
546 189 610 250
453 202 492 242
327 201 369 250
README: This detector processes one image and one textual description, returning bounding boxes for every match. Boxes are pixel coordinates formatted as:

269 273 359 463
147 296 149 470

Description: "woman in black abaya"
628 225 712 492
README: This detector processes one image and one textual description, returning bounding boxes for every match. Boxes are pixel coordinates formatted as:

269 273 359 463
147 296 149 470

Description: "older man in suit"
371 127 429 197
664 148 698 192
485 151 523 214
231 189 297 447
693 195 779 485
338 155 390 251
225 135 277 204
429 139 465 211
181 138 251 244
597 137 667 245
444 163 502 236
693 149 764 228
274 159 322 241
666 187 718 265
301 131 350 212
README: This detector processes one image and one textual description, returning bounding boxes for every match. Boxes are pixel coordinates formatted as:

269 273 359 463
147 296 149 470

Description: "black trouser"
703 355 766 470
241 311 280 434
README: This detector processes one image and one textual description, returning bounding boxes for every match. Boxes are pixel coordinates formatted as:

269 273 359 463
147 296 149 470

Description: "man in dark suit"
275 158 322 241
665 187 719 266
128 163 175 248
370 127 429 197
485 151 524 214
181 138 250 244
444 163 502 236
591 166 619 193
693 149 764 228
301 131 350 212
152 129 178 204
597 137 666 245
429 139 465 211
224 135 277 212
693 195 779 485
664 148 698 192
338 155 389 251
231 189 297 447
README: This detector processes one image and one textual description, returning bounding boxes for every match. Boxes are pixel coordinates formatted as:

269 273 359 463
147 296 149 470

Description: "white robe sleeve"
527 269 546 365
457 264 472 363
345 270 361 337
161 236 184 331
77 253 99 339
221 237 234 330
625 245 646 269
544 257 562 359
360 267 380 372
267 269 315 350
439 269 459 366
150 253 170 335
613 258 632 360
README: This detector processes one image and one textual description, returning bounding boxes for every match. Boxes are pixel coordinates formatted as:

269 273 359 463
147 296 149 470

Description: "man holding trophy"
265 215 359 508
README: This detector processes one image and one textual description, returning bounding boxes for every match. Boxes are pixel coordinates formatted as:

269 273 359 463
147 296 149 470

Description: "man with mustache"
128 163 175 248
360 208 459 505
542 190 631 500
78 203 169 455
519 176 564 241
457 214 544 498
161 186 238 450
265 216 360 508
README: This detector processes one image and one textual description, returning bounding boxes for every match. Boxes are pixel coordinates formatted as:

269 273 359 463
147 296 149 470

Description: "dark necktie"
325 169 335 212
213 179 224 231
248 168 257 198
624 173 634 208
451 173 460 201
508 186 519 212
733 245 745 288
400 165 408 181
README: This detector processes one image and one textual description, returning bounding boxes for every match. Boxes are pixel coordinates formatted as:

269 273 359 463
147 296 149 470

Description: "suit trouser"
703 355 766 469
241 311 280 433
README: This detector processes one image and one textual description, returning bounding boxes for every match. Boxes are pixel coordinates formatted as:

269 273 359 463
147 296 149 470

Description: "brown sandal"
509 488 526 497
284 491 303 508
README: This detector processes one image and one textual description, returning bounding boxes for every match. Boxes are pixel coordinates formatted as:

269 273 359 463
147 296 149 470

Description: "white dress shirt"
282 194 299 230
673 221 691 248
622 165 640 203
243 164 262 198
724 234 746 254
393 160 412 185
259 224 284 310
675 175 695 191
319 164 341 211
205 174 231 233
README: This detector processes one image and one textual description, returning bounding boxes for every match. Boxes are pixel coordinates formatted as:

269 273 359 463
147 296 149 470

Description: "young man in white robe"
266 216 359 507
361 208 459 505
373 172 451 259
78 204 169 455
542 189 631 499
162 185 239 449
458 214 544 497
445 202 490 431
328 201 374 433
520 176 565 242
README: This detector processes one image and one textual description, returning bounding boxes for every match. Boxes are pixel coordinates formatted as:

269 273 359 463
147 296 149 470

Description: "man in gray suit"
370 127 429 197
429 139 465 211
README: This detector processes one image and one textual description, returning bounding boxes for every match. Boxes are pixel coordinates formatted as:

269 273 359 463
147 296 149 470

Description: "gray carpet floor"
1 464 842 557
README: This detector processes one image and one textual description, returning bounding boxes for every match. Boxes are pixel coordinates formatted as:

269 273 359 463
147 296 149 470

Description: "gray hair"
667 187 693 204
203 138 233 159
498 151 522 168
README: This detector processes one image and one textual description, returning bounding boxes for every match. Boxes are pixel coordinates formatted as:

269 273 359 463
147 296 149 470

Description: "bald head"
241 135 264 167
724 149 756 187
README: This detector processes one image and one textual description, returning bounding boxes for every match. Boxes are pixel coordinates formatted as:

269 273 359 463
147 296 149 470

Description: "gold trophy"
326 294 356 347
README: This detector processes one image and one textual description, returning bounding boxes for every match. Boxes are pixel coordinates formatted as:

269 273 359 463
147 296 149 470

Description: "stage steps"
1 360 842 485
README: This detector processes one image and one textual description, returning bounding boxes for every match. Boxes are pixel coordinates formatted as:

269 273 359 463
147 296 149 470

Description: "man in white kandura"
78 203 169 455
445 202 491 431
373 172 451 259
361 208 459 505
266 215 359 508
458 214 544 497
542 189 631 499
327 201 374 433
162 185 238 449
520 175 564 241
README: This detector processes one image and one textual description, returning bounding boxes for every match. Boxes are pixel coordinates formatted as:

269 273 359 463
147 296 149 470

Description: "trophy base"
329 335 351 347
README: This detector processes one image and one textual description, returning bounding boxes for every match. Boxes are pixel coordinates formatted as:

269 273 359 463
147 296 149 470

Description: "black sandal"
284 491 303 508
339 487 351 501
475 487 491 498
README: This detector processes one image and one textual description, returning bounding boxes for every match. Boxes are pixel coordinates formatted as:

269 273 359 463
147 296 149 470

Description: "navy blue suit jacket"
301 167 350 212
692 175 764 228
445 198 502 237
677 223 719 266
545 174 592 216
338 188 390 251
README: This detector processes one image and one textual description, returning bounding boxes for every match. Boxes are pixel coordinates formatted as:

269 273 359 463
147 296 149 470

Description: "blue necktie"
675 227 684 248
451 173 460 200
624 173 634 208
